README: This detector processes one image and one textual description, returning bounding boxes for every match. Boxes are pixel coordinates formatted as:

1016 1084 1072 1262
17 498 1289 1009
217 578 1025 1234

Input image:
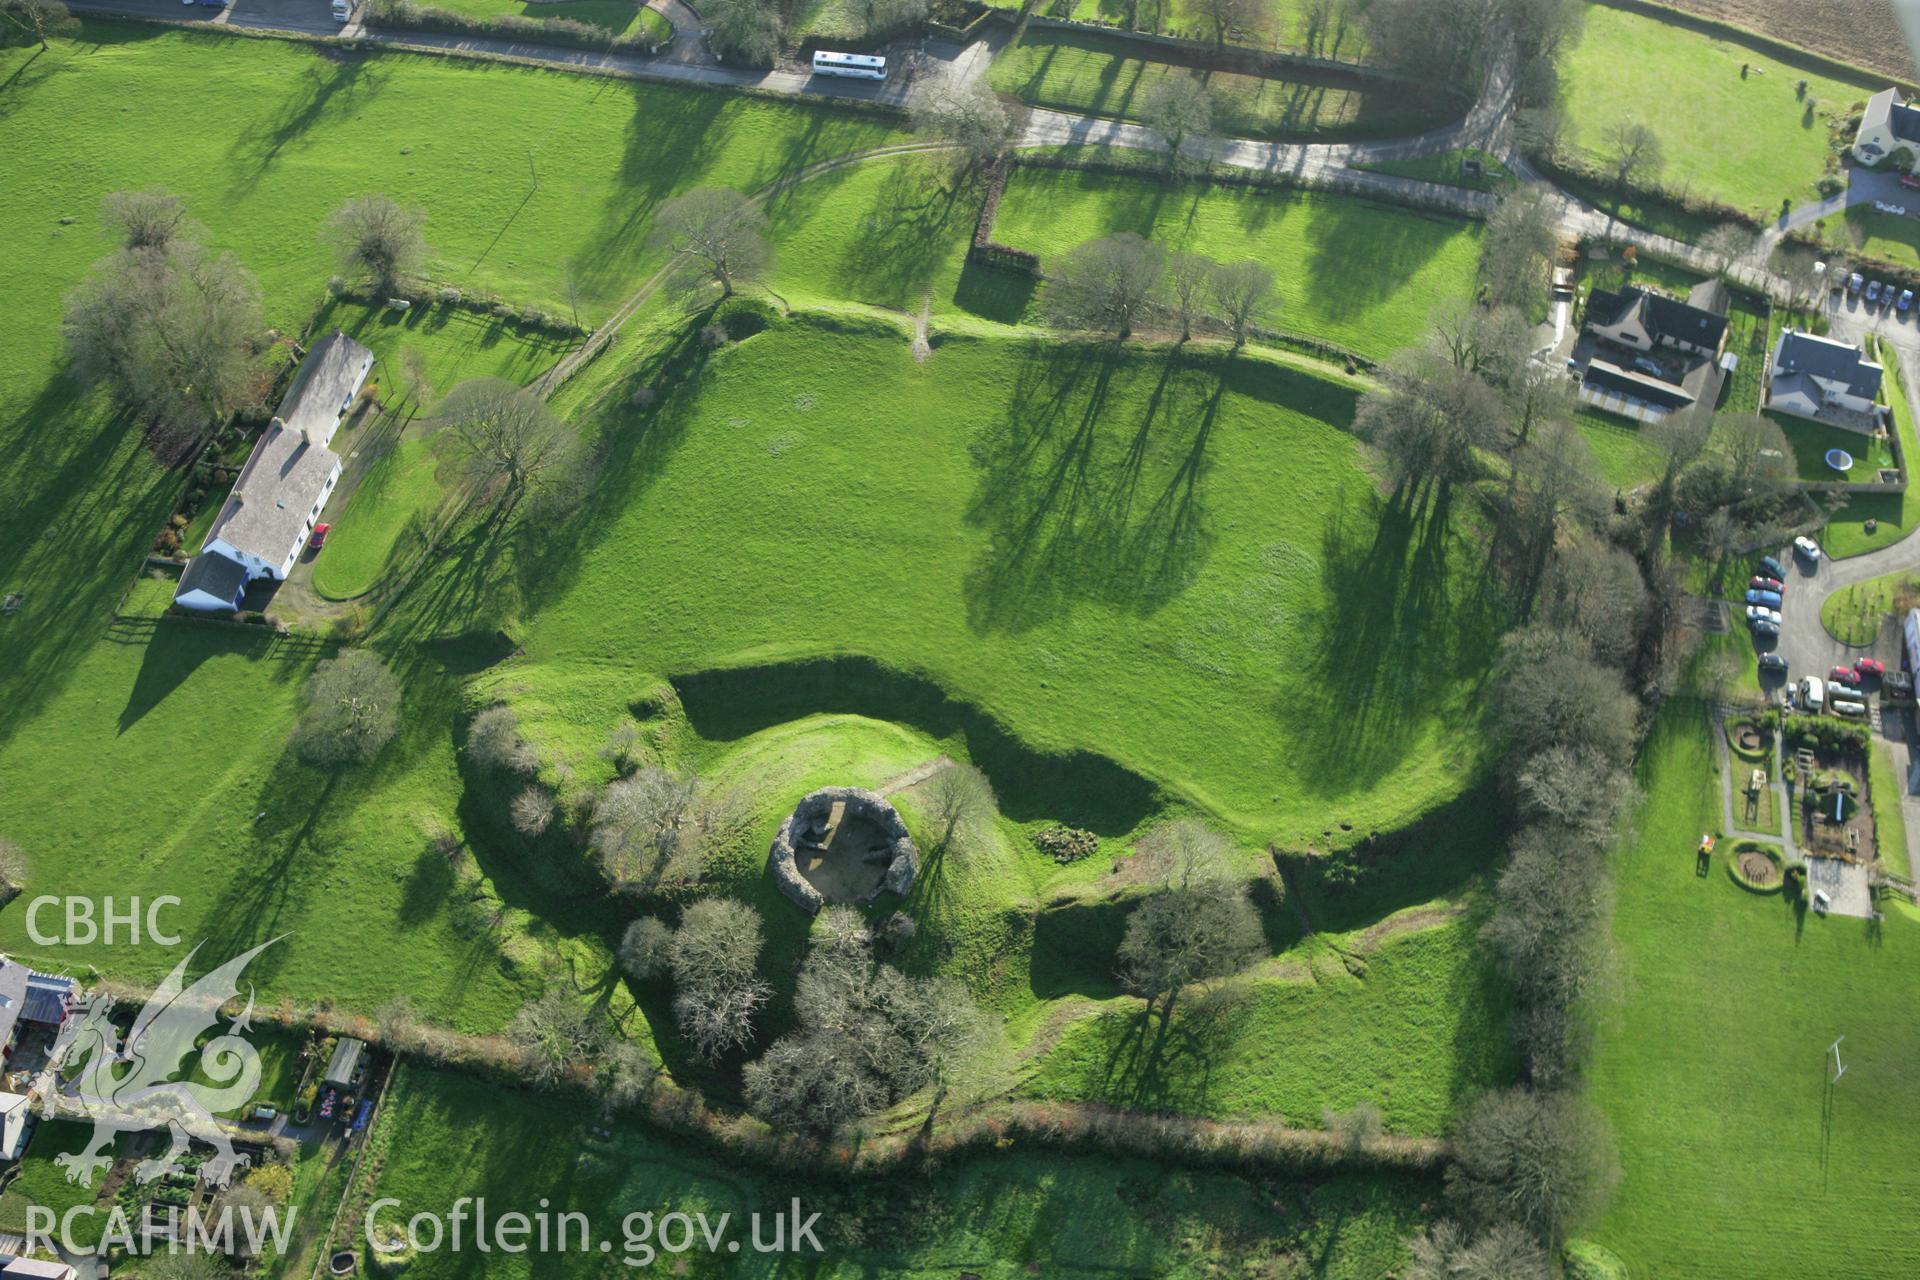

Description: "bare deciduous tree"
327 195 428 295
1354 350 1507 497
619 916 676 981
1488 625 1639 769
926 761 996 854
1700 223 1754 281
908 65 1012 168
590 767 747 894
63 240 264 441
648 187 771 300
1603 119 1664 191
1447 1086 1619 1247
1478 187 1561 312
0 0 76 50
290 650 403 769
102 189 197 254
1046 232 1166 339
704 0 781 64
507 990 604 1087
854 0 927 38
0 837 27 905
438 377 578 510
1408 1220 1554 1280
1209 258 1276 350
1139 74 1215 173
1115 819 1264 1016
464 703 538 775
1196 0 1262 47
510 785 557 837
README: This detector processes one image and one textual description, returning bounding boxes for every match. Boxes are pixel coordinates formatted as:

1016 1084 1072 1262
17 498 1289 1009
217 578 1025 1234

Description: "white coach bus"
812 51 888 80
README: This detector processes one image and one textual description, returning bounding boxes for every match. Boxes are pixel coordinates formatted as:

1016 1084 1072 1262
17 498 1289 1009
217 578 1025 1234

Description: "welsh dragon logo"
43 938 280 1189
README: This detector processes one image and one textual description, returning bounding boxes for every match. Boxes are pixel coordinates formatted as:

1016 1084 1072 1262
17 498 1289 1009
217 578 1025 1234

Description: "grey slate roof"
1862 88 1920 145
1587 285 1728 350
1768 372 1825 419
200 330 369 567
1774 330 1882 400
1584 360 1695 410
175 549 249 608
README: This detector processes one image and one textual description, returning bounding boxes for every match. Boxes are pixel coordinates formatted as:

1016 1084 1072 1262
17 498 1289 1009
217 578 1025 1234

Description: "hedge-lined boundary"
362 0 673 55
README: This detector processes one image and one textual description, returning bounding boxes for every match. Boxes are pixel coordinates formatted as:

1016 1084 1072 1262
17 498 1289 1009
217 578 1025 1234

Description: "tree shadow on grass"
831 158 983 310
224 50 390 199
962 341 1224 633
1084 984 1248 1112
115 617 324 735
1275 481 1507 802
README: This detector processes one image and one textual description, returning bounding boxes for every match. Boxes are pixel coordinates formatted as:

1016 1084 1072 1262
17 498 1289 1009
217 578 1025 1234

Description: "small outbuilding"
324 1036 366 1091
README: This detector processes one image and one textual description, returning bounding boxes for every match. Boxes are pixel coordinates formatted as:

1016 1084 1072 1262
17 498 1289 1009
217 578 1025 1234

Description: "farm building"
1852 88 1920 169
174 330 374 612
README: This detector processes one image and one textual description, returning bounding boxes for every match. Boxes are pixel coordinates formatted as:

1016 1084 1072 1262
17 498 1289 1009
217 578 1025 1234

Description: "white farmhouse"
174 330 373 612
1852 88 1920 169
1767 329 1884 427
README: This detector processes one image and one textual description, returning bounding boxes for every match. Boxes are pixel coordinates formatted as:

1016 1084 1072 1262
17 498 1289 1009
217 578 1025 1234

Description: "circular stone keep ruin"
768 787 919 913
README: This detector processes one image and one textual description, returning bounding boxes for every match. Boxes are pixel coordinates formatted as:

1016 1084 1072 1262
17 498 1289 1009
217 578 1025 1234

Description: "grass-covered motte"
987 28 1462 143
1586 699 1920 1277
1558 3 1879 219
989 165 1484 359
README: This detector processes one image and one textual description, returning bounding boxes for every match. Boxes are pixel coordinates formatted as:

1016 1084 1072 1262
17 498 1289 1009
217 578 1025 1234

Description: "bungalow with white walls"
1852 88 1920 169
174 330 374 611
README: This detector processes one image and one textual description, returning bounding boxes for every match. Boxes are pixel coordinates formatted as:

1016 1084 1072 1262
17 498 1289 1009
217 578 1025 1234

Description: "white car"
1833 699 1869 718
1746 606 1782 625
1794 535 1823 560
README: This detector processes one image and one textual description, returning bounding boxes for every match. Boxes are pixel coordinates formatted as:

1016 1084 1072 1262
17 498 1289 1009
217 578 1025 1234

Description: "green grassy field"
311 438 449 600
517 315 1507 840
1868 739 1911 880
987 28 1457 143
1587 698 1920 1278
1814 205 1920 274
1559 3 1877 218
364 1061 1431 1279
0 23 897 763
990 166 1484 358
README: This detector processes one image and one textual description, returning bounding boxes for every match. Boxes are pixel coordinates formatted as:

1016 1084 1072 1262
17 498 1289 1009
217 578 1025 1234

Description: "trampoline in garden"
1826 448 1855 473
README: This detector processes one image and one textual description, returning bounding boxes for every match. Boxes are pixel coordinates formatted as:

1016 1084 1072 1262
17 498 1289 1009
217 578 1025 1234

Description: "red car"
1750 575 1783 592
308 522 333 551
1855 657 1886 678
1829 665 1862 687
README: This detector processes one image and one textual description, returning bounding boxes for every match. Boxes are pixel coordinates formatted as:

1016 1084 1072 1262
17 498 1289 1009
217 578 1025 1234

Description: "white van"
331 0 355 22
1801 676 1826 711
812 51 887 81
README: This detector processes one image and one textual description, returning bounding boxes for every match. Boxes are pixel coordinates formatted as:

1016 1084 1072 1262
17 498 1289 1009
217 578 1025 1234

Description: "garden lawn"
1576 408 1662 490
1587 699 1920 1278
363 1061 1432 1279
0 1123 126 1249
311 438 448 600
516 315 1510 842
991 167 1483 358
1559 3 1877 218
987 29 1459 142
1819 340 1920 556
1815 204 1920 274
1772 413 1894 482
1819 570 1913 645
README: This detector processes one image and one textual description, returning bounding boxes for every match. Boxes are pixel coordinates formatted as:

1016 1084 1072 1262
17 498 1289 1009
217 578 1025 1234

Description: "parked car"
1759 653 1790 674
1868 280 1885 303
1758 555 1788 579
1750 575 1783 592
1848 271 1866 292
1900 289 1914 314
1794 535 1823 560
1830 665 1862 686
1903 175 1920 193
1746 589 1784 608
1632 356 1664 377
1748 606 1783 625
1855 657 1887 678
251 1105 278 1121
308 522 332 551
1833 699 1869 718
1885 671 1915 701
1752 620 1780 640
